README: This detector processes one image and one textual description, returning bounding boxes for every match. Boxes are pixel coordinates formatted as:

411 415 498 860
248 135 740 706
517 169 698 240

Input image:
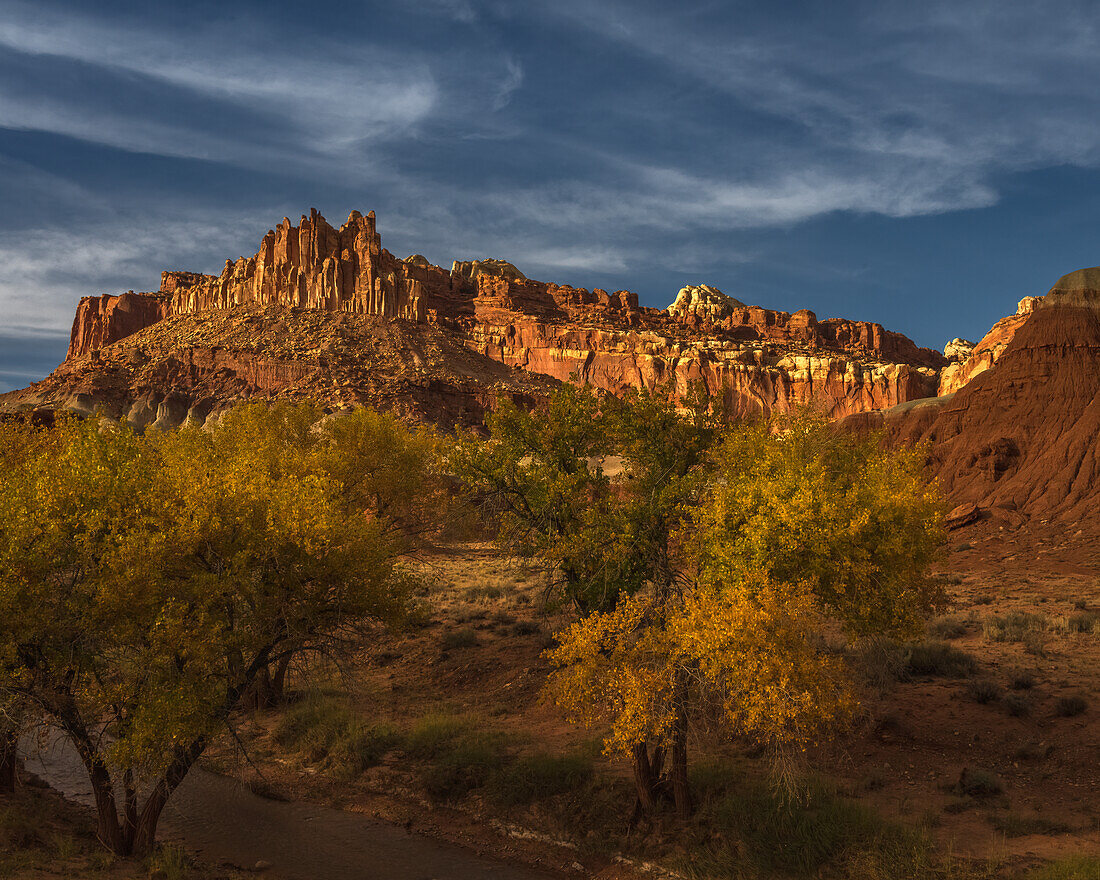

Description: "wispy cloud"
0 1 438 172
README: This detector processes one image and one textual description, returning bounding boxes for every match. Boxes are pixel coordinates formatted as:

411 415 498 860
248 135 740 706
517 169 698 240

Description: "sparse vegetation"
983 611 1047 643
1055 695 1088 717
967 678 1002 704
990 813 1074 837
440 626 479 650
955 768 1003 798
928 615 969 639
1005 693 1031 716
274 696 401 778
905 641 979 678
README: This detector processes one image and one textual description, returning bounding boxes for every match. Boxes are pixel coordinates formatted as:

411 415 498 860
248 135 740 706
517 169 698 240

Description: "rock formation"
666 285 745 322
10 208 949 426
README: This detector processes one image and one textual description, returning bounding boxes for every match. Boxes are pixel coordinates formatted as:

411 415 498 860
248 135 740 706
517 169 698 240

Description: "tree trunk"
631 741 658 813
670 713 692 819
129 735 207 857
86 759 127 855
0 726 17 792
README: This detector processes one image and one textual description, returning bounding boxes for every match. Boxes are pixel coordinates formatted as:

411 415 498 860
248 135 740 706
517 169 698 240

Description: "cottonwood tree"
0 404 417 855
453 383 713 613
547 412 946 819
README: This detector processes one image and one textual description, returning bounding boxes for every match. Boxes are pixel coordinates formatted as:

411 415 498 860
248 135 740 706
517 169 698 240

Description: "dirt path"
21 734 564 880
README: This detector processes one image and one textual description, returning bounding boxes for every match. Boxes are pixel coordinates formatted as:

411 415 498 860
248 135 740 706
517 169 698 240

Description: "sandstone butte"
5 208 948 432
845 269 1100 522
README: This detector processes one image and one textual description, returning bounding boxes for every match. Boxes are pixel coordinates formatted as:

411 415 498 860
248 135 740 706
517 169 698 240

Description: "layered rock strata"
26 209 948 424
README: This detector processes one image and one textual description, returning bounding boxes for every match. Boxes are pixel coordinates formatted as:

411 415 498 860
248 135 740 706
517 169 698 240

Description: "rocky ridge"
13 208 951 429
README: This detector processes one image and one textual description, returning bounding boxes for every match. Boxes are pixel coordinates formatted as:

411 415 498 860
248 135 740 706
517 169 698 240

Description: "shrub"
966 678 1002 704
955 768 1002 798
422 740 501 801
991 814 1073 838
683 777 935 879
511 619 541 636
1005 693 1031 717
1068 612 1099 634
905 641 978 678
983 612 1046 643
1025 856 1100 879
441 627 478 650
1055 695 1088 718
274 697 400 778
487 751 594 806
1009 669 1036 690
1023 630 1048 657
403 713 476 759
928 615 968 640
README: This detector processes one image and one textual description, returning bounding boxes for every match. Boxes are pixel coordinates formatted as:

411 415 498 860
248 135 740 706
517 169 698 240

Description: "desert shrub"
967 678 1002 704
487 751 594 806
403 713 477 758
1009 669 1036 690
440 627 478 650
464 584 504 601
144 843 192 880
983 611 1047 643
1054 695 1088 718
1005 693 1031 717
955 768 1002 798
1025 855 1100 879
928 615 968 639
274 697 400 778
511 619 541 636
991 814 1073 838
421 740 502 801
681 776 935 879
1023 630 1048 657
1068 612 1099 634
905 641 978 678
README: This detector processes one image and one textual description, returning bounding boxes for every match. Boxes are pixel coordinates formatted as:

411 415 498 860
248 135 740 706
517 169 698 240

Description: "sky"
4 0 1100 392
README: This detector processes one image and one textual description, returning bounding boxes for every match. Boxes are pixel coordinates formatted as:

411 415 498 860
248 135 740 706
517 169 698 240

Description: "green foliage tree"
546 411 946 819
0 403 435 855
453 383 713 613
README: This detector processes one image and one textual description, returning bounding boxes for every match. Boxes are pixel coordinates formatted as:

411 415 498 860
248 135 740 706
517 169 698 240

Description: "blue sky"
4 0 1100 391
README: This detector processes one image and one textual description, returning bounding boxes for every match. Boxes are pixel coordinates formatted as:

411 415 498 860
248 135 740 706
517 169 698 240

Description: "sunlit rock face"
31 209 949 426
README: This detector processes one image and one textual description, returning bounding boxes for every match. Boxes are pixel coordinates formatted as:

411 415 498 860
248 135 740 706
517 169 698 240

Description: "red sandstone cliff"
34 208 948 425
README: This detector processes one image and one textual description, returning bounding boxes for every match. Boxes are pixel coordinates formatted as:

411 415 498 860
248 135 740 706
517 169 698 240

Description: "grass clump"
440 627 479 650
1024 856 1100 879
487 750 593 807
404 712 477 758
680 772 937 880
1055 694 1088 718
983 611 1046 643
1009 668 1036 690
990 814 1073 838
904 641 978 678
1068 611 1099 634
274 696 400 778
422 740 503 801
967 678 1002 704
404 712 510 801
928 615 969 639
955 768 1003 798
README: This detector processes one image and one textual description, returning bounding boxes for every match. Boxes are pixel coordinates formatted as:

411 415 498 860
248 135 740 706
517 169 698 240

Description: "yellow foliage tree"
0 403 438 855
547 412 946 818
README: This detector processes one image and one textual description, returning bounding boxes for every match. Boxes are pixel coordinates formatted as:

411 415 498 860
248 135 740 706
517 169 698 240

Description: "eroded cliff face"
39 208 948 424
67 291 171 360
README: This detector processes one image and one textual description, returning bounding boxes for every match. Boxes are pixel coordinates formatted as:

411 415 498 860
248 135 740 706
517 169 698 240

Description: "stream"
21 733 565 880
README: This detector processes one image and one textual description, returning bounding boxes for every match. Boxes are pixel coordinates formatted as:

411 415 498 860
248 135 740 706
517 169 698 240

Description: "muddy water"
22 733 563 880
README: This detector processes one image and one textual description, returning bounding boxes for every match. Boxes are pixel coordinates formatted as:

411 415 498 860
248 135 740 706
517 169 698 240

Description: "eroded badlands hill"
4 208 945 428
